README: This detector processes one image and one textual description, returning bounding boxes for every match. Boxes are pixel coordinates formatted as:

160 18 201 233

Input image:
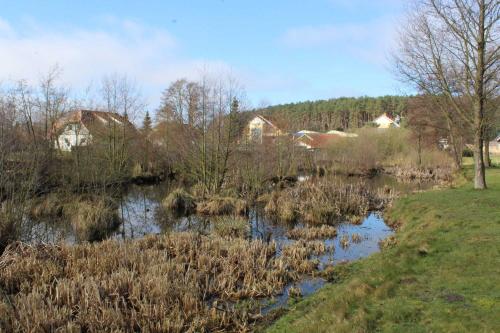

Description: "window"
251 127 262 142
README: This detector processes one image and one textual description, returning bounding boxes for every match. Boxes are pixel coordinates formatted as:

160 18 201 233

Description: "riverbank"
267 167 500 332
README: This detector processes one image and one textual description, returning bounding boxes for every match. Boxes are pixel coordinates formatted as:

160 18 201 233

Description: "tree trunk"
473 131 487 189
483 139 491 168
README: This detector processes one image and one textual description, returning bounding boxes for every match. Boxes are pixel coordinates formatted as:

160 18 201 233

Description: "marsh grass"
28 193 67 219
268 168 500 332
162 188 196 214
0 231 330 332
264 179 375 224
0 206 21 254
212 216 250 238
196 196 248 216
69 198 121 242
286 225 337 241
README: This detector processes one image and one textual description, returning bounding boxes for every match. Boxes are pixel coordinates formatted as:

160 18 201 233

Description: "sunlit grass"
267 167 500 332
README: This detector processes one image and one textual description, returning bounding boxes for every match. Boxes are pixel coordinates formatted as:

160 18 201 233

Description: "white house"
52 110 136 151
373 113 400 129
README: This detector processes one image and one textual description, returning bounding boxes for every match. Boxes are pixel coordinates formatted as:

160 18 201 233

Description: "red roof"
296 133 340 149
52 110 137 137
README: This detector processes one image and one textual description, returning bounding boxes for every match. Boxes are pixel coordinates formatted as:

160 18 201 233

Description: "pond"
19 174 434 310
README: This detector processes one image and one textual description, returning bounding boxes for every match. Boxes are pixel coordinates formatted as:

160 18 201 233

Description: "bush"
69 198 121 242
462 146 474 157
162 189 196 214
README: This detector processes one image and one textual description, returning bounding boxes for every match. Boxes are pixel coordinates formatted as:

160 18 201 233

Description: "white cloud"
281 18 399 67
0 17 247 107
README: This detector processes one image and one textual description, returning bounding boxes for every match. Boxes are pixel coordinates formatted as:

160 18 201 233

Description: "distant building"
490 134 500 155
52 110 137 151
295 133 341 150
326 130 358 138
246 115 284 144
373 113 400 129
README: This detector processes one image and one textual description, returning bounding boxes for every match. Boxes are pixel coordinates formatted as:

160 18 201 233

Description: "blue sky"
0 0 407 108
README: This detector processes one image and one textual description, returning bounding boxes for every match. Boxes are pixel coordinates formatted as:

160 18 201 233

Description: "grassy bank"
267 167 500 332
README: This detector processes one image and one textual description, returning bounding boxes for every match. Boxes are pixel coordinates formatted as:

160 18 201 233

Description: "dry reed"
0 231 328 332
286 225 337 241
162 188 196 214
196 196 248 216
265 179 374 224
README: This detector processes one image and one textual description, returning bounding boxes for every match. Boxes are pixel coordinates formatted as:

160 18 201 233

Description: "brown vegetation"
0 232 331 332
161 188 196 214
286 225 337 241
196 196 248 216
265 178 374 224
69 198 121 242
212 216 249 239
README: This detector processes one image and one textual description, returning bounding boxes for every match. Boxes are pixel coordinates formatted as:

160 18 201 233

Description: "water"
19 175 433 310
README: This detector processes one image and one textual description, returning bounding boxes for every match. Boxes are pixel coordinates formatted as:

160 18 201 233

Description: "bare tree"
38 65 70 145
394 0 499 189
100 73 145 121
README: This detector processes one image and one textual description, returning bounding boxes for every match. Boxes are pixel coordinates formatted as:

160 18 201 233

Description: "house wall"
247 117 279 143
55 123 92 151
490 141 500 155
374 116 394 129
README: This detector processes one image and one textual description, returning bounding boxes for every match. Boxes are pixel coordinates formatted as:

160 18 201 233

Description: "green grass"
267 167 500 333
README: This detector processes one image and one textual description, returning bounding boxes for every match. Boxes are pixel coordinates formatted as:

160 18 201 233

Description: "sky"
0 0 408 110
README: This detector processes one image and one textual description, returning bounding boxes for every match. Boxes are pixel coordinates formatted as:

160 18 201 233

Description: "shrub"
69 198 121 242
162 188 196 214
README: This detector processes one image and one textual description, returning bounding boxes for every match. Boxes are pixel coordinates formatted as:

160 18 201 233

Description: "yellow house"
246 115 284 144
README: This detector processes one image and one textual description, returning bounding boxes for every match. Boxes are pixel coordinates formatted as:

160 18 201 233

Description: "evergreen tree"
142 111 152 134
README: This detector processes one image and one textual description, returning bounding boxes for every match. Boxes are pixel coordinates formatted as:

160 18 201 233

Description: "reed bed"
28 193 67 219
162 188 196 214
69 198 121 242
0 232 328 332
384 166 453 183
286 225 337 241
196 196 248 216
212 216 250 239
265 179 375 224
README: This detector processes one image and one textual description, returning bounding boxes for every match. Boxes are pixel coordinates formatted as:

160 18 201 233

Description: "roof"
296 133 341 149
52 110 137 137
326 130 358 138
254 115 280 130
373 113 400 128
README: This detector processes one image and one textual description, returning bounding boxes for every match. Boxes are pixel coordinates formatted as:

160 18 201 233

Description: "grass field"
267 167 500 332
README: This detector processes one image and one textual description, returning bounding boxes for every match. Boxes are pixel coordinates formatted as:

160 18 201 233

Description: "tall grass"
0 232 329 332
196 196 248 216
265 178 375 224
69 198 121 242
161 188 196 214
